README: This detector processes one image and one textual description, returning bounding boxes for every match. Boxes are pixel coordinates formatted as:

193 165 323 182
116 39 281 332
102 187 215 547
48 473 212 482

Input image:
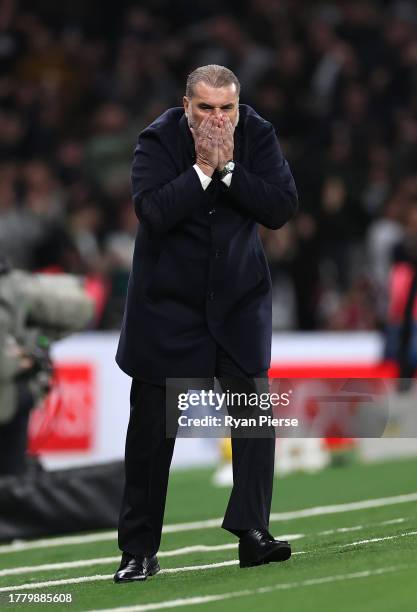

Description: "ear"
183 96 189 114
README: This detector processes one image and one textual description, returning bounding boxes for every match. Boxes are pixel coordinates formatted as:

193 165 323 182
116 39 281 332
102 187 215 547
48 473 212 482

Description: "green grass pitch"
0 455 417 611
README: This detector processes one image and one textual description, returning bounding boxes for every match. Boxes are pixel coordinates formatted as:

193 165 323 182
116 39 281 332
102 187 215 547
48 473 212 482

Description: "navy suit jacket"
116 105 298 385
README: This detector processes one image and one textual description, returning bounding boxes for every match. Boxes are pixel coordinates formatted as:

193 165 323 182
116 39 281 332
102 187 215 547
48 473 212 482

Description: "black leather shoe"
239 529 291 568
113 552 160 583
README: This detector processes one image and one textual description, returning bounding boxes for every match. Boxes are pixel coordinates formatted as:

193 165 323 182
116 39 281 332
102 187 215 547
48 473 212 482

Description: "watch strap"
219 161 234 179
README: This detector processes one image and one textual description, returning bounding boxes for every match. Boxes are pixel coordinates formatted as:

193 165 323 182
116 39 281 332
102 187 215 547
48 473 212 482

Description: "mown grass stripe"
0 561 239 592
0 539 307 578
1 492 416 554
0 517 406 577
87 566 405 612
1 531 416 592
0 517 409 579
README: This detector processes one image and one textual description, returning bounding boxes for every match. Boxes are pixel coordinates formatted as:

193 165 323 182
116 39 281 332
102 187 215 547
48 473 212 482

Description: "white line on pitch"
1 491 416 554
0 517 406 578
341 531 417 547
317 517 405 536
0 561 239 592
0 532 117 554
0 540 305 579
82 566 409 611
0 532 416 592
0 546 235 578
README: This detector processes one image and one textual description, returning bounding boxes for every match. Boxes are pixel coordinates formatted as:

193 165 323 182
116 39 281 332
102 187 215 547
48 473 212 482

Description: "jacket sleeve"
131 128 217 234
226 121 298 229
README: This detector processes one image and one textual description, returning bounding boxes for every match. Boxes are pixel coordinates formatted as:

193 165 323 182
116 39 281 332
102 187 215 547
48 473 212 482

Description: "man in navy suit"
114 65 298 582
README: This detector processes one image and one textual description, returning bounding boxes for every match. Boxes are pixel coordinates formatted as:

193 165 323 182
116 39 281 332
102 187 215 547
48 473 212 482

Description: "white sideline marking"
0 532 416 592
341 531 417 548
0 543 306 579
0 561 239 592
0 557 120 578
0 517 405 578
268 494 417 522
89 566 406 612
0 532 117 554
1 491 416 554
0 545 241 578
318 517 405 536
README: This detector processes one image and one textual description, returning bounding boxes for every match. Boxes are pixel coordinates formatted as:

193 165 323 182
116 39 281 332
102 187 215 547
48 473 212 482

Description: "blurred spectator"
2 0 417 331
101 197 138 328
84 103 133 198
384 199 417 380
366 191 406 320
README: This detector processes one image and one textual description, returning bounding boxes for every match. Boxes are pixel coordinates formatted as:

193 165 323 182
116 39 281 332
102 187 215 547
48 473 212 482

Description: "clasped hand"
190 115 234 176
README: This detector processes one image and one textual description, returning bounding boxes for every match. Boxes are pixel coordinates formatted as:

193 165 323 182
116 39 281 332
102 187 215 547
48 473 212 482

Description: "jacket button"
214 249 221 258
208 291 215 300
208 208 216 215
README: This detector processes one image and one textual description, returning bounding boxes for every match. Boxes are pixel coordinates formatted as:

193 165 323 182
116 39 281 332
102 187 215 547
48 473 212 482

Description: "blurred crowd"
2 0 417 330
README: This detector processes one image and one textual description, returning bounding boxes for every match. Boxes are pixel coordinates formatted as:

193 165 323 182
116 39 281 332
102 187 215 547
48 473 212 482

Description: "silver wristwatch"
219 160 235 179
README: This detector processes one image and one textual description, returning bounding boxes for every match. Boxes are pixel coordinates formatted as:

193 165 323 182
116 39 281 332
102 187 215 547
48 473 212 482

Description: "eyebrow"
197 103 235 108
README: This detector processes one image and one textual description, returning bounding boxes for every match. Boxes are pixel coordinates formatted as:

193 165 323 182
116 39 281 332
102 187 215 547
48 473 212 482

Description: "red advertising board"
28 363 95 453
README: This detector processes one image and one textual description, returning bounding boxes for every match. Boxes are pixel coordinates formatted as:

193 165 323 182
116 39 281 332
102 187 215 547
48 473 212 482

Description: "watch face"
226 161 235 172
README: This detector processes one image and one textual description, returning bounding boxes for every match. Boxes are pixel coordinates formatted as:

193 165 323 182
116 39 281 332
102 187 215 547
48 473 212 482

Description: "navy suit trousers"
117 346 275 557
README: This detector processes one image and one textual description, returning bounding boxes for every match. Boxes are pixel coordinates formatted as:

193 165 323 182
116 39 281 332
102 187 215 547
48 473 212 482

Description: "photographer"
0 256 93 476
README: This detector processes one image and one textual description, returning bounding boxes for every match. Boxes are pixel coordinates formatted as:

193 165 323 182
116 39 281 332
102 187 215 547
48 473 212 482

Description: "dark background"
2 0 417 330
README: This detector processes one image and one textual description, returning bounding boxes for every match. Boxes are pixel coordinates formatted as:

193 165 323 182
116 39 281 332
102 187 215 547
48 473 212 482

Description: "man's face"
183 81 239 131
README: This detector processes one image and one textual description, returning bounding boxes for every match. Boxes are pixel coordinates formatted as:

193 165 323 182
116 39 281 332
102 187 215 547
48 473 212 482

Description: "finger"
197 115 210 135
198 124 209 141
206 123 218 141
221 115 233 133
201 117 215 138
222 128 234 147
214 125 222 145
205 123 218 143
225 119 234 135
203 115 213 129
219 127 229 145
204 130 214 144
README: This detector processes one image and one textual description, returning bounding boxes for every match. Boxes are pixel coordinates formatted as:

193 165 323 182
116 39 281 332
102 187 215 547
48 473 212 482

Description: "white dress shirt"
193 164 232 189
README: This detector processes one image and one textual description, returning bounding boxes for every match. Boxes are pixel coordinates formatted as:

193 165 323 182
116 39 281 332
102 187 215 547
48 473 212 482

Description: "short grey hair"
185 65 240 98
